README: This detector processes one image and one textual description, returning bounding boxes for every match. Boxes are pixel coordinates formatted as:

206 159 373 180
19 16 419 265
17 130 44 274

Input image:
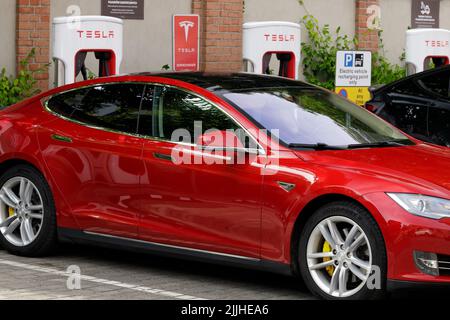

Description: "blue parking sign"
336 51 372 87
344 53 354 67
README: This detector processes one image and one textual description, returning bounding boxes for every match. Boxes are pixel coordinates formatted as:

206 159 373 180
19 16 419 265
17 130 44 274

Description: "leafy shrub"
0 49 47 108
372 33 406 85
301 14 357 90
299 1 406 89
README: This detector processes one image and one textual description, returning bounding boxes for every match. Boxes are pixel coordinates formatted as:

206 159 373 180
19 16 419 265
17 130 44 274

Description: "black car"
366 65 450 147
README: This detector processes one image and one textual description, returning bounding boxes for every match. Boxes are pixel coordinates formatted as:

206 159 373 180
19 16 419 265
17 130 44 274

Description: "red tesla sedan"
0 73 449 299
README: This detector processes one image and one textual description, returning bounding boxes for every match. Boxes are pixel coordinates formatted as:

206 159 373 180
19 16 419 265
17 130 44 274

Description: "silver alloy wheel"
306 216 373 298
0 177 44 247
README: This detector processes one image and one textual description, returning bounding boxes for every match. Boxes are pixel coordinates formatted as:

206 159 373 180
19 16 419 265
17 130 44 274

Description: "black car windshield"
222 87 411 148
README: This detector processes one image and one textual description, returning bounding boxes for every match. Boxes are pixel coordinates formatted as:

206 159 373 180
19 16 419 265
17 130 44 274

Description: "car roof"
131 72 315 94
372 64 450 96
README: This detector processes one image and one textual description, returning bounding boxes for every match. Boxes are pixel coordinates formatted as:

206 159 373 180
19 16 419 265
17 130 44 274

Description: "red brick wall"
355 0 380 52
192 0 243 72
16 0 50 92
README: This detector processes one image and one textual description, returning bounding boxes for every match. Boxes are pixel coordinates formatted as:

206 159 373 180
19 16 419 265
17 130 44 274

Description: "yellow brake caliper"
323 241 335 277
8 207 15 217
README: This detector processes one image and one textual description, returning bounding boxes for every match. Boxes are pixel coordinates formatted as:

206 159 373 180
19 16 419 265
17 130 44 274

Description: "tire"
298 201 387 300
0 165 57 257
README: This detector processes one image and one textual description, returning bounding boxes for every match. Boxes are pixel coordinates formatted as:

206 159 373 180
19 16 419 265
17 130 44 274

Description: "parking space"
0 245 314 300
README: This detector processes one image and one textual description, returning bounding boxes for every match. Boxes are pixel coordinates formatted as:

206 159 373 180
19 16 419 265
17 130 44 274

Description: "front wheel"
0 165 57 257
298 201 387 300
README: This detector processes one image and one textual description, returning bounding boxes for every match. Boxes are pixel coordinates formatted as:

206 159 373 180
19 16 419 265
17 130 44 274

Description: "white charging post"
243 21 301 79
52 16 124 87
406 28 450 75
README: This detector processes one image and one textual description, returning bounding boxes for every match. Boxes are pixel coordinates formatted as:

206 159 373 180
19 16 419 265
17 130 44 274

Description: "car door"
416 69 450 147
382 79 431 142
137 85 264 259
37 83 147 238
428 106 450 146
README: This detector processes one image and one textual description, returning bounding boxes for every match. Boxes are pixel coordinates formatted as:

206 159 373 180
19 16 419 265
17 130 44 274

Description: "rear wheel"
0 165 57 257
298 201 386 300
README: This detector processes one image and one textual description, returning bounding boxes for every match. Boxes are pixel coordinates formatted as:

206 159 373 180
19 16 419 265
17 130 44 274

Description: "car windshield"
222 87 412 148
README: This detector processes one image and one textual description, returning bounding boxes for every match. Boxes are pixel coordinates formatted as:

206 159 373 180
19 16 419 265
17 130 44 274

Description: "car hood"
294 143 450 195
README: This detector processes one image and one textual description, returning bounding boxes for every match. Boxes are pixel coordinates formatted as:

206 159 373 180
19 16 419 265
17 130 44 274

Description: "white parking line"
0 258 205 300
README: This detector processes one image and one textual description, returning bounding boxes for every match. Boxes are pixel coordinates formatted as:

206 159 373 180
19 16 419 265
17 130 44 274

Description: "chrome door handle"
153 153 173 162
51 134 73 143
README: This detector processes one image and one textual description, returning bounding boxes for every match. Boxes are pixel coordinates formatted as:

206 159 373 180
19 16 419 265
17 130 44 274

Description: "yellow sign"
335 87 371 106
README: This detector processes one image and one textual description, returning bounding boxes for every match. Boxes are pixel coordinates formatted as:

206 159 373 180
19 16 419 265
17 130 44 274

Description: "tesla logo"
425 40 449 47
179 21 195 42
77 30 115 39
173 15 199 72
264 34 295 42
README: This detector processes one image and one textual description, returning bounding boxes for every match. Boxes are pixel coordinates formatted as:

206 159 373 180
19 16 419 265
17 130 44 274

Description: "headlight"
387 193 450 220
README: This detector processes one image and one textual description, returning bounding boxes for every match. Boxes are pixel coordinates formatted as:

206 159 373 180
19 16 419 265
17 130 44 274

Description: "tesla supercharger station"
243 21 301 79
52 16 123 87
406 28 450 75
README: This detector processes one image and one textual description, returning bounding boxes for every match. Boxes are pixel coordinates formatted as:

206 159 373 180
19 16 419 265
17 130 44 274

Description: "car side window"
153 87 243 145
417 70 450 98
386 104 429 140
47 84 146 135
391 80 425 97
137 86 155 137
380 80 430 141
428 107 450 147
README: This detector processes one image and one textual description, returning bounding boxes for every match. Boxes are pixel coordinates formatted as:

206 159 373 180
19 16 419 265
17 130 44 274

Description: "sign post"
335 51 372 106
173 15 200 72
